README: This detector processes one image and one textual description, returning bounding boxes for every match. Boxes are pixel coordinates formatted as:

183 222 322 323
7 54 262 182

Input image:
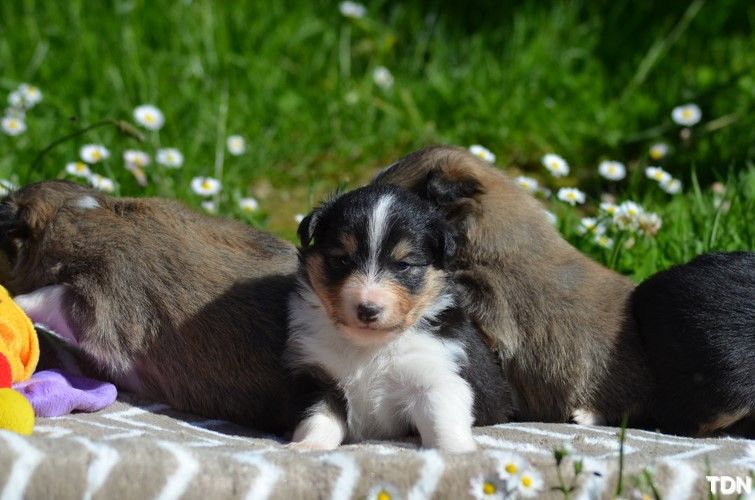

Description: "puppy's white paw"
432 432 477 453
286 440 339 453
572 408 606 426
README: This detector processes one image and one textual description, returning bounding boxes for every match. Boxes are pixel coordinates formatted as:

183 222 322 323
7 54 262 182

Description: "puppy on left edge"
0 180 300 434
286 184 513 453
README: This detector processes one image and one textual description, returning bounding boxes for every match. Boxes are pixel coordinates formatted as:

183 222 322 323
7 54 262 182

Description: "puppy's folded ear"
424 168 481 207
431 217 459 269
297 212 316 248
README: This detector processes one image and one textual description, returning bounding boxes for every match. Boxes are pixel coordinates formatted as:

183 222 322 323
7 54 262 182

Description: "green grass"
0 0 753 281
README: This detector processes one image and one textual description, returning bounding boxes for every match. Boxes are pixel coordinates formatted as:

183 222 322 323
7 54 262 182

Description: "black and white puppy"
632 251 755 437
286 184 513 452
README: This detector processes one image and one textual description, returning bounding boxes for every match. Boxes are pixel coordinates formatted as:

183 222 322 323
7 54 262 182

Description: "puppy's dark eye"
395 261 418 272
327 254 350 267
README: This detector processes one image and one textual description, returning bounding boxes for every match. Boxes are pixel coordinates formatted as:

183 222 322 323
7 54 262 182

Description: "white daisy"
191 176 222 196
89 174 115 193
339 1 366 19
594 234 614 249
598 160 626 181
373 66 394 90
637 212 662 237
80 144 111 164
239 197 259 213
0 180 17 196
577 217 606 236
660 177 682 194
542 153 569 177
496 453 528 481
613 201 644 231
365 483 400 500
649 143 668 161
671 103 701 126
469 145 496 163
18 84 42 108
599 202 619 216
543 210 557 225
8 91 24 109
516 469 544 498
156 148 184 168
123 150 150 168
201 200 217 213
126 164 148 187
1 116 26 136
645 166 671 184
133 104 165 131
226 135 246 156
65 161 91 178
515 176 538 193
557 187 586 206
469 474 505 500
294 213 305 224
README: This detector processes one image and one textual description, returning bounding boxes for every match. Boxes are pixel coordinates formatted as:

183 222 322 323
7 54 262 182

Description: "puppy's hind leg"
288 398 347 452
14 285 78 346
411 376 477 453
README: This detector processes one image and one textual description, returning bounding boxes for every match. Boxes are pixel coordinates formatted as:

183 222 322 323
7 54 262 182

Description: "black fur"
632 252 755 437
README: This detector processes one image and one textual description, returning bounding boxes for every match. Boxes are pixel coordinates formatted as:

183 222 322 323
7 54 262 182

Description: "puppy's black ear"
424 168 481 207
432 218 459 269
297 211 317 248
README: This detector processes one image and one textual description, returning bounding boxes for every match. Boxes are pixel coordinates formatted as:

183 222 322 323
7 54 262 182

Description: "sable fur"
0 180 299 434
632 252 755 437
373 146 653 425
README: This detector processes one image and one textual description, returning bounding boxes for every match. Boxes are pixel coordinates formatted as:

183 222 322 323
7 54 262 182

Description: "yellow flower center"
682 109 693 119
521 476 533 488
482 482 497 495
8 120 18 129
91 150 101 161
549 161 559 169
654 172 664 180
566 192 576 200
376 490 391 500
201 180 212 190
505 463 518 474
76 163 87 172
145 113 155 124
167 153 175 162
608 165 617 174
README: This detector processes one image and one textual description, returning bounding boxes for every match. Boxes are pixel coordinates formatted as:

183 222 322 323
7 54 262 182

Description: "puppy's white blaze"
14 285 78 345
366 194 394 281
290 401 347 451
75 195 101 209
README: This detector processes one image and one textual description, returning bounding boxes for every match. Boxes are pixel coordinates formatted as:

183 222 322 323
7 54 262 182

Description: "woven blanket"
1 393 753 499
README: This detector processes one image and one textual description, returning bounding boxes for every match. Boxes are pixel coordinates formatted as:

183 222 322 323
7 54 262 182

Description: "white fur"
571 408 606 426
288 279 477 453
366 194 394 282
14 285 78 345
74 196 101 209
290 400 347 452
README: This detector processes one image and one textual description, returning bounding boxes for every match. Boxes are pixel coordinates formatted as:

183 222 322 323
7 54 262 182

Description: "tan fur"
340 233 358 256
374 146 653 424
0 180 300 433
389 239 414 262
698 408 750 436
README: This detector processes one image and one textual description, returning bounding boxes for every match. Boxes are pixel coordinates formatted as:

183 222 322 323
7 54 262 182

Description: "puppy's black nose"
357 302 383 323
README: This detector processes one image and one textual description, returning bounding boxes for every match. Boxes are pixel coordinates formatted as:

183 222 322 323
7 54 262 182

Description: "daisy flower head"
133 104 165 131
201 200 217 213
65 161 91 178
89 174 115 193
339 1 366 19
191 176 222 197
645 166 671 184
123 150 150 168
542 153 569 177
649 143 668 161
469 474 505 500
156 148 184 168
594 234 614 249
637 212 662 237
660 177 682 195
80 144 111 164
557 187 586 206
17 84 42 108
226 135 246 156
496 453 528 481
0 180 17 197
599 201 619 216
671 103 702 127
126 165 148 187
8 91 24 109
578 217 606 236
365 483 400 500
613 200 644 231
239 197 259 213
598 160 626 181
373 66 394 90
469 145 496 163
515 176 538 193
1 116 26 136
516 468 544 498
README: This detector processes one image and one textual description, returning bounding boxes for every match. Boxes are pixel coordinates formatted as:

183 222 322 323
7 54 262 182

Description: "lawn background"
1 0 753 281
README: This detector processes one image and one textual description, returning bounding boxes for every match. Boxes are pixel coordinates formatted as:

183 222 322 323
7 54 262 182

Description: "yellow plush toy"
0 285 38 435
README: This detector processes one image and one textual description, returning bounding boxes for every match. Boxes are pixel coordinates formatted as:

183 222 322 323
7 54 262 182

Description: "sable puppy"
287 184 512 452
632 252 755 437
373 146 653 426
0 180 299 434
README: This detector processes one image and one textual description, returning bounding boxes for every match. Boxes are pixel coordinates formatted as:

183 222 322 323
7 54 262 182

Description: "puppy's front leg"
14 285 78 345
412 376 477 453
289 398 347 452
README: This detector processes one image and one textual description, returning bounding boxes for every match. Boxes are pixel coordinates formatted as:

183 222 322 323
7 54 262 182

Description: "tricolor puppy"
373 146 653 428
632 252 755 437
287 184 512 452
0 180 300 434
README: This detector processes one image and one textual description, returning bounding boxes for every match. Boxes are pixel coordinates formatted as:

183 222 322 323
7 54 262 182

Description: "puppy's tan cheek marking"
405 267 446 327
389 239 414 262
306 254 342 320
340 233 358 257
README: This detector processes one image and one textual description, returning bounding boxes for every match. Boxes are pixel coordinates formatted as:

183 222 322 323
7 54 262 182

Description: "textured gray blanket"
1 393 753 499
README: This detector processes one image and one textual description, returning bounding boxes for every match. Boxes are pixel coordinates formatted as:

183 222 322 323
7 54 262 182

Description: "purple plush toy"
14 369 117 417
